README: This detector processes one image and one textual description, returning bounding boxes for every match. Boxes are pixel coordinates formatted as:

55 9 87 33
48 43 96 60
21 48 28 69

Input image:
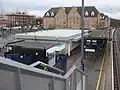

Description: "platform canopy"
14 29 88 42
7 41 59 50
85 29 107 40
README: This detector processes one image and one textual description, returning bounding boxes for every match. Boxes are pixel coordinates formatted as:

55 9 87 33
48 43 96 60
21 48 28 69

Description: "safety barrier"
0 57 88 90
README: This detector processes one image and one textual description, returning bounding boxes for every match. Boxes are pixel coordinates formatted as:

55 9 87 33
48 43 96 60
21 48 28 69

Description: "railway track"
113 29 120 90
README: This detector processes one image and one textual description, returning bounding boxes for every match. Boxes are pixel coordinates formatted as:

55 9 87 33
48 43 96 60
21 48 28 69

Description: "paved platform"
67 46 104 90
100 29 114 90
103 40 112 90
94 29 114 90
67 29 110 90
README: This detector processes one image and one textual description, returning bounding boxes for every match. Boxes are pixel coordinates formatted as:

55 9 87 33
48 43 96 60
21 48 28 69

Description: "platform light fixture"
9 47 12 50
36 52 38 55
20 56 23 58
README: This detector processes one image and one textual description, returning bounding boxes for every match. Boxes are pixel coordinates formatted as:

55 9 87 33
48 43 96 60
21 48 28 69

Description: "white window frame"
85 11 89 16
91 11 95 16
46 12 49 16
51 12 54 16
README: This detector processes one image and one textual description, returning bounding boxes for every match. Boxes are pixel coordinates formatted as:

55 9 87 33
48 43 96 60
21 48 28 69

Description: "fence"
0 57 88 90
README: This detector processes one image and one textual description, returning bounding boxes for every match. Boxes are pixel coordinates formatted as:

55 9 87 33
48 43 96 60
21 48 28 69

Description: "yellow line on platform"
96 48 106 90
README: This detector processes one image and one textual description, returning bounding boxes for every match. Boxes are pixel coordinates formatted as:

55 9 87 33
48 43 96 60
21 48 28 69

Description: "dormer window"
51 12 54 16
85 11 89 16
91 11 95 16
46 12 49 16
106 18 108 21
103 16 105 19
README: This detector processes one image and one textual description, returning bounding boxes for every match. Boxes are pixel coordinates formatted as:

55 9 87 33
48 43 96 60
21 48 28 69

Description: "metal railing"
0 57 88 90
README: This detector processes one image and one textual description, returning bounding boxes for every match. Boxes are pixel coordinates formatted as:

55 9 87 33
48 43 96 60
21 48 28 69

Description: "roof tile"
44 6 99 17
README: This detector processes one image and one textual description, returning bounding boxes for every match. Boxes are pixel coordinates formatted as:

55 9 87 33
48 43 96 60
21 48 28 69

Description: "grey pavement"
67 46 104 90
103 38 112 90
84 50 104 90
100 29 114 90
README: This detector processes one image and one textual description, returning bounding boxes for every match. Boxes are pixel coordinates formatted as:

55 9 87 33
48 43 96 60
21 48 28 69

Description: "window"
103 16 105 19
63 22 66 24
100 16 102 19
91 11 95 16
46 12 49 16
85 11 89 16
63 17 66 20
73 21 75 24
70 22 71 24
73 17 75 20
77 22 78 24
51 12 54 16
59 17 61 20
76 17 78 20
69 17 71 20
57 18 59 20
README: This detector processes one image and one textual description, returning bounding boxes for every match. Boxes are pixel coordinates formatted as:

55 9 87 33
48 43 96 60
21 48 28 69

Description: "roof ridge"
44 6 99 17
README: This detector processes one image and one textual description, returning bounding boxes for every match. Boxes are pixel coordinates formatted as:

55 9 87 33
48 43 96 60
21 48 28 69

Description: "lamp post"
106 18 108 28
81 0 85 71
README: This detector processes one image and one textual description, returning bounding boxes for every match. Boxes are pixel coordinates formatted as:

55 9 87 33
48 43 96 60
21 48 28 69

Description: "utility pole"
81 0 85 71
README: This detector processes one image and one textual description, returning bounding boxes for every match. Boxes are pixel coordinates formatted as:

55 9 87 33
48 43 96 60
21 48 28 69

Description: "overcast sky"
0 0 120 19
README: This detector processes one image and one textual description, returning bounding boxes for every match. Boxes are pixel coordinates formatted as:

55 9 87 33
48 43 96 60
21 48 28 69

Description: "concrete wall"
0 57 65 90
0 57 88 90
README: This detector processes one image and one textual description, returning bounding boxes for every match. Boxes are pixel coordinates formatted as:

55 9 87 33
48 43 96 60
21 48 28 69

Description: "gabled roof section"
64 7 73 15
76 6 99 17
44 7 60 17
100 13 109 20
100 13 104 17
100 13 105 20
104 15 109 20
44 6 99 17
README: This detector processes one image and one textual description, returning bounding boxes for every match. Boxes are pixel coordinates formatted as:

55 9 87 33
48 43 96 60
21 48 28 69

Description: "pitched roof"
104 15 109 20
44 6 99 17
77 6 99 17
100 13 104 17
64 7 73 14
44 7 60 17
100 13 109 20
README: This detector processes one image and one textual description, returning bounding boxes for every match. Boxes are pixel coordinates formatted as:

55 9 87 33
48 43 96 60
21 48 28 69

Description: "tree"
35 17 43 28
110 18 120 28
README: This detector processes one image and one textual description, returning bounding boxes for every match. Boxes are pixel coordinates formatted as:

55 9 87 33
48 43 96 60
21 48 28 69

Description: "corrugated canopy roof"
8 41 59 49
14 29 88 41
86 30 107 39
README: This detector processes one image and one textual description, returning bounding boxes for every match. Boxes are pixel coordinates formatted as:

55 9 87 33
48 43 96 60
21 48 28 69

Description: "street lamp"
56 36 58 43
81 0 85 71
106 18 108 28
38 21 40 29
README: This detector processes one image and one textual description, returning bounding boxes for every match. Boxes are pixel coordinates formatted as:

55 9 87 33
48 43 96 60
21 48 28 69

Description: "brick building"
99 13 111 28
0 14 8 27
43 6 111 29
6 12 35 27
